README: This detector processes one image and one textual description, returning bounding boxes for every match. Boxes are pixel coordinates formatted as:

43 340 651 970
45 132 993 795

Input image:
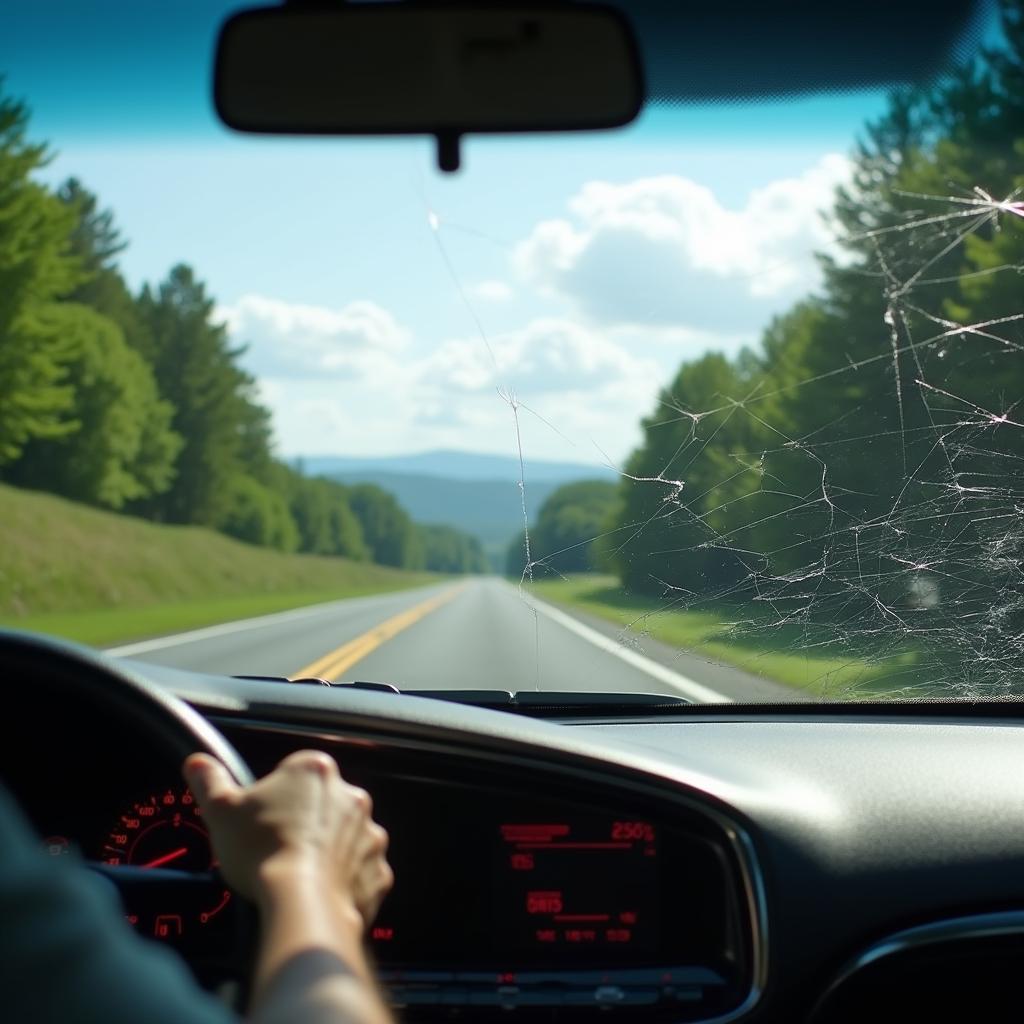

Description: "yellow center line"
290 583 469 682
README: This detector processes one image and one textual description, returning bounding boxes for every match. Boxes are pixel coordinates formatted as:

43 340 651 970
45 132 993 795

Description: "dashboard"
221 723 761 1018
5 648 1024 1022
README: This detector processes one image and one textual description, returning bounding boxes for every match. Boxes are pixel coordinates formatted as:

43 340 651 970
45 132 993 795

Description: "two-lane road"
109 577 801 702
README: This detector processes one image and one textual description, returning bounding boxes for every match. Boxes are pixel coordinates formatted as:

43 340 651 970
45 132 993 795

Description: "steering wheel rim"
0 627 254 786
0 627 257 994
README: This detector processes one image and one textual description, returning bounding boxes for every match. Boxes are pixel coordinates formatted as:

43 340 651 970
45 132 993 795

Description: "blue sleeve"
0 786 239 1024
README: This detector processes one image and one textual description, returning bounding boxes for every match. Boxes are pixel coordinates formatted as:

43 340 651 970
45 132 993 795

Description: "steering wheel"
0 628 256 990
0 629 253 781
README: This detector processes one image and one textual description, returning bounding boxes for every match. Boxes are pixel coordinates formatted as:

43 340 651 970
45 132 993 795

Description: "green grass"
9 587 438 648
529 575 927 698
0 484 437 645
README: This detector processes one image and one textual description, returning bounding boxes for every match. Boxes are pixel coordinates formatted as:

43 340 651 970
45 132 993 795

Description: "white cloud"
473 279 514 302
218 293 410 379
260 369 650 463
419 317 662 397
513 154 851 330
241 305 663 462
230 302 668 464
406 318 666 462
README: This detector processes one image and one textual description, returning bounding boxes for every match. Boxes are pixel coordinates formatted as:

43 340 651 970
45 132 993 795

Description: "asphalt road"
108 577 802 702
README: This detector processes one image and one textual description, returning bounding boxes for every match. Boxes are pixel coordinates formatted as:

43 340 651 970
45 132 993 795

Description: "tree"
58 177 126 274
134 264 274 527
288 473 369 561
324 486 371 561
0 89 82 465
418 524 487 573
217 474 299 552
606 352 777 594
505 529 529 579
56 178 157 365
508 480 618 577
348 484 421 568
6 304 180 508
3 178 183 508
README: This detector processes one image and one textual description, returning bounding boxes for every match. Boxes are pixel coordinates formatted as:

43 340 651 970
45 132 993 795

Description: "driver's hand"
183 750 393 928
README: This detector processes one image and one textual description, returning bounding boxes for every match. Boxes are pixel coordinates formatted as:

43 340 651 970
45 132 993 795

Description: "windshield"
1 0 1018 702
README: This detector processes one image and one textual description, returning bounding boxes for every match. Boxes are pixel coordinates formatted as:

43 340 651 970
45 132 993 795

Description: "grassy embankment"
0 484 437 646
529 575 926 698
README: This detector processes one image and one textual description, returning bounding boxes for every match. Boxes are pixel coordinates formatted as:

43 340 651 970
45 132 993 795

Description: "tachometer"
101 786 213 871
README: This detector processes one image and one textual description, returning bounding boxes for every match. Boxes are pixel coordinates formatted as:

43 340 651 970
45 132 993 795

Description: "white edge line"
521 589 732 704
104 584 447 658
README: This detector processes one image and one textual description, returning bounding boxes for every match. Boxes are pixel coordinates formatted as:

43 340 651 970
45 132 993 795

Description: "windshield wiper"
233 676 690 714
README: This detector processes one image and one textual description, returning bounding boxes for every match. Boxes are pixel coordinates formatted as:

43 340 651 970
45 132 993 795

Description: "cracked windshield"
2 1 1019 702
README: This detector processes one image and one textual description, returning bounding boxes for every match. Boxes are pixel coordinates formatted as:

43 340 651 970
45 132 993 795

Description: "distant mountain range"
297 451 617 568
301 449 616 484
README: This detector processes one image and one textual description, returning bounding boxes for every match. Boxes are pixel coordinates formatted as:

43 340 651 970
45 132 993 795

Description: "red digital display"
496 818 659 955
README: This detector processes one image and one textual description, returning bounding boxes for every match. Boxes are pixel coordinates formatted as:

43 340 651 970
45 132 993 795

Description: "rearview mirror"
214 3 643 172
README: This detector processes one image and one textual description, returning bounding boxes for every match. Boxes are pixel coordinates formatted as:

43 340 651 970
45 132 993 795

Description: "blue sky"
3 1 974 467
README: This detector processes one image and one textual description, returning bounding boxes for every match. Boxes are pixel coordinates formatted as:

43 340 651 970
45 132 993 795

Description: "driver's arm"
0 751 394 1024
184 750 395 1024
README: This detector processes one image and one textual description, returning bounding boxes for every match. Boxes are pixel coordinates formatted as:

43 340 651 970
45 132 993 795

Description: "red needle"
141 846 188 869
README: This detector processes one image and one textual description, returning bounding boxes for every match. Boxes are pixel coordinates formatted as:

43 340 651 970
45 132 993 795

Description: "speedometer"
98 786 234 948
101 786 213 870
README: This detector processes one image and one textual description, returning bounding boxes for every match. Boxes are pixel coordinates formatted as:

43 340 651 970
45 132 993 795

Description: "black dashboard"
6 649 1024 1023
218 721 762 1019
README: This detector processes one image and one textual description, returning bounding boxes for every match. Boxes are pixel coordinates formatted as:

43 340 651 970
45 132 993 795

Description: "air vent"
810 912 1024 1024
